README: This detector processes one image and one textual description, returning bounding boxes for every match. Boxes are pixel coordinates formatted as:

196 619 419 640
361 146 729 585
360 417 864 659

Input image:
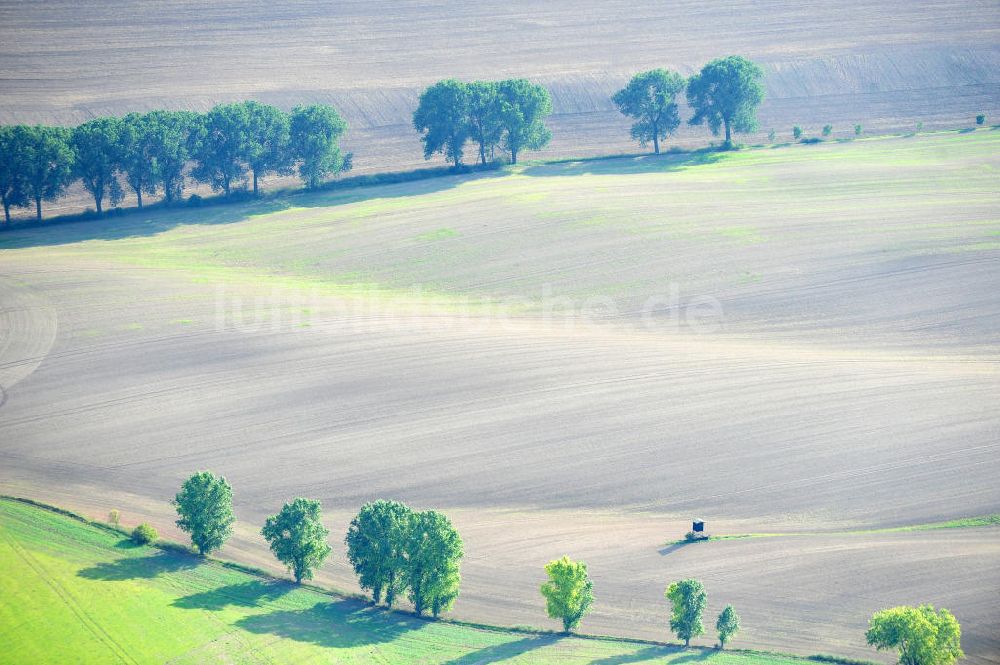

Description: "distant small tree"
666 578 707 646
916 122 923 132
466 81 504 165
414 80 471 166
767 128 776 143
132 523 158 545
173 471 236 556
71 117 124 215
866 605 963 665
119 112 158 208
793 126 803 140
976 114 986 126
404 510 463 617
855 124 863 136
20 125 74 222
289 104 350 189
540 555 594 632
497 78 553 164
108 509 121 527
345 499 412 607
822 124 833 137
687 56 765 147
261 497 331 583
0 125 30 225
716 605 741 648
612 69 685 154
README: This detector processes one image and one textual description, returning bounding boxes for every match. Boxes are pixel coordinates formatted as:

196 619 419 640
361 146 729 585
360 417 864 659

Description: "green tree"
404 510 463 617
144 110 199 205
289 104 350 189
466 81 503 165
687 56 765 147
0 125 30 225
665 578 706 646
131 523 158 545
767 128 776 143
793 126 803 140
173 471 236 555
855 124 863 136
241 101 292 195
345 499 412 607
71 117 124 215
414 80 470 166
540 555 594 632
866 605 963 665
119 112 158 208
21 125 74 222
497 79 552 164
716 604 740 648
822 124 833 137
976 114 986 126
191 103 250 196
261 498 331 583
612 69 685 154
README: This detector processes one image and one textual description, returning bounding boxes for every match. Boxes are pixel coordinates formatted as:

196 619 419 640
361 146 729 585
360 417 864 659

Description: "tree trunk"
253 171 259 196
479 143 487 165
685 638 690 647
136 189 143 209
724 121 732 147
653 131 660 155
2 198 10 226
35 196 42 222
510 147 518 165
224 175 231 197
95 195 103 215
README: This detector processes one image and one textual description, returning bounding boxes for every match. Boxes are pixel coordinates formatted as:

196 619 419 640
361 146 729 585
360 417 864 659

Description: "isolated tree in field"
289 104 350 189
404 509 463 617
540 555 594 632
345 499 412 607
767 128 776 143
144 110 199 205
822 124 833 137
716 604 740 648
241 101 292 195
20 125 74 222
687 56 765 147
0 125 30 225
665 578 707 646
191 103 250 196
866 605 963 665
466 81 504 164
71 117 124 215
261 497 331 583
414 80 471 166
793 126 803 140
173 471 236 555
119 113 158 208
855 124 863 137
976 114 985 126
497 79 552 164
612 69 685 154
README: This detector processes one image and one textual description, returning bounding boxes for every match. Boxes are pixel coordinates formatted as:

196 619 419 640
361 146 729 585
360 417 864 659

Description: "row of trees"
0 102 350 224
613 55 765 154
414 78 553 166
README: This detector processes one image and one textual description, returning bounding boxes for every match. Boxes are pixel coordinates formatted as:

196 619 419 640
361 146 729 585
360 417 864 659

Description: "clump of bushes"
976 113 986 126
132 523 158 545
822 124 833 137
855 124 863 136
792 126 802 140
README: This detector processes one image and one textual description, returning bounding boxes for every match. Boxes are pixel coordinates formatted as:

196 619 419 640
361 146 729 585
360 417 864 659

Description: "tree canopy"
665 578 707 646
345 499 412 607
716 604 741 648
404 509 464 617
466 81 504 165
20 125 74 222
866 605 963 665
497 78 552 164
0 125 30 225
540 555 594 632
173 471 236 556
261 497 332 583
119 112 159 208
241 101 292 195
413 80 471 166
289 104 350 189
687 56 765 146
71 117 124 215
191 103 250 196
612 69 685 154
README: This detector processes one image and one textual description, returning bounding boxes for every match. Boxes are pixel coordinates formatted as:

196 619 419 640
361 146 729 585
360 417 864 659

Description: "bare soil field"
1 132 999 661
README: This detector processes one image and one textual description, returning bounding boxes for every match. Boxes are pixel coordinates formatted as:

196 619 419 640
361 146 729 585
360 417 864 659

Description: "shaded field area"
1 0 998 219
1 132 998 661
1 497 820 664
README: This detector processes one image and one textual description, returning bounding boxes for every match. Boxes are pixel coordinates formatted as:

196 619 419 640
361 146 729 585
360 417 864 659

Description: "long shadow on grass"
589 645 687 664
173 579 293 610
234 598 422 648
441 635 564 664
521 148 725 178
77 550 199 581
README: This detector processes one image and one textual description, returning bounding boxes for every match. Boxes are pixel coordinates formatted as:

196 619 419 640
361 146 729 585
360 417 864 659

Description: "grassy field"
0 497 835 664
1 131 998 661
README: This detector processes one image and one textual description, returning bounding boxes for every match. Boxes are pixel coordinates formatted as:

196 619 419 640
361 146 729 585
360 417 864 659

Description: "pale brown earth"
1 131 998 658
1 0 999 220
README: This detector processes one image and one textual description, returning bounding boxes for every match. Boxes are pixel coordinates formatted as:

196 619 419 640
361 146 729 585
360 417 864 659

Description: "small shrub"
684 531 703 542
792 126 802 140
767 129 776 142
132 523 158 545
187 194 203 207
976 114 986 126
108 509 120 527
822 124 832 137
915 122 923 132
800 137 822 144
855 124 863 136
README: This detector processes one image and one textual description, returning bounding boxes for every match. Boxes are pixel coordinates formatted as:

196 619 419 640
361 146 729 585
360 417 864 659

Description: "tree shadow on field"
658 542 692 557
0 168 507 251
521 148 725 178
671 649 714 663
77 551 199 581
441 634 564 664
589 645 687 664
234 598 423 648
173 579 293 610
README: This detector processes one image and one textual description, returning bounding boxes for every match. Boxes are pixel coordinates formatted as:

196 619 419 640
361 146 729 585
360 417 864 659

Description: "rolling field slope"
1 132 999 661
